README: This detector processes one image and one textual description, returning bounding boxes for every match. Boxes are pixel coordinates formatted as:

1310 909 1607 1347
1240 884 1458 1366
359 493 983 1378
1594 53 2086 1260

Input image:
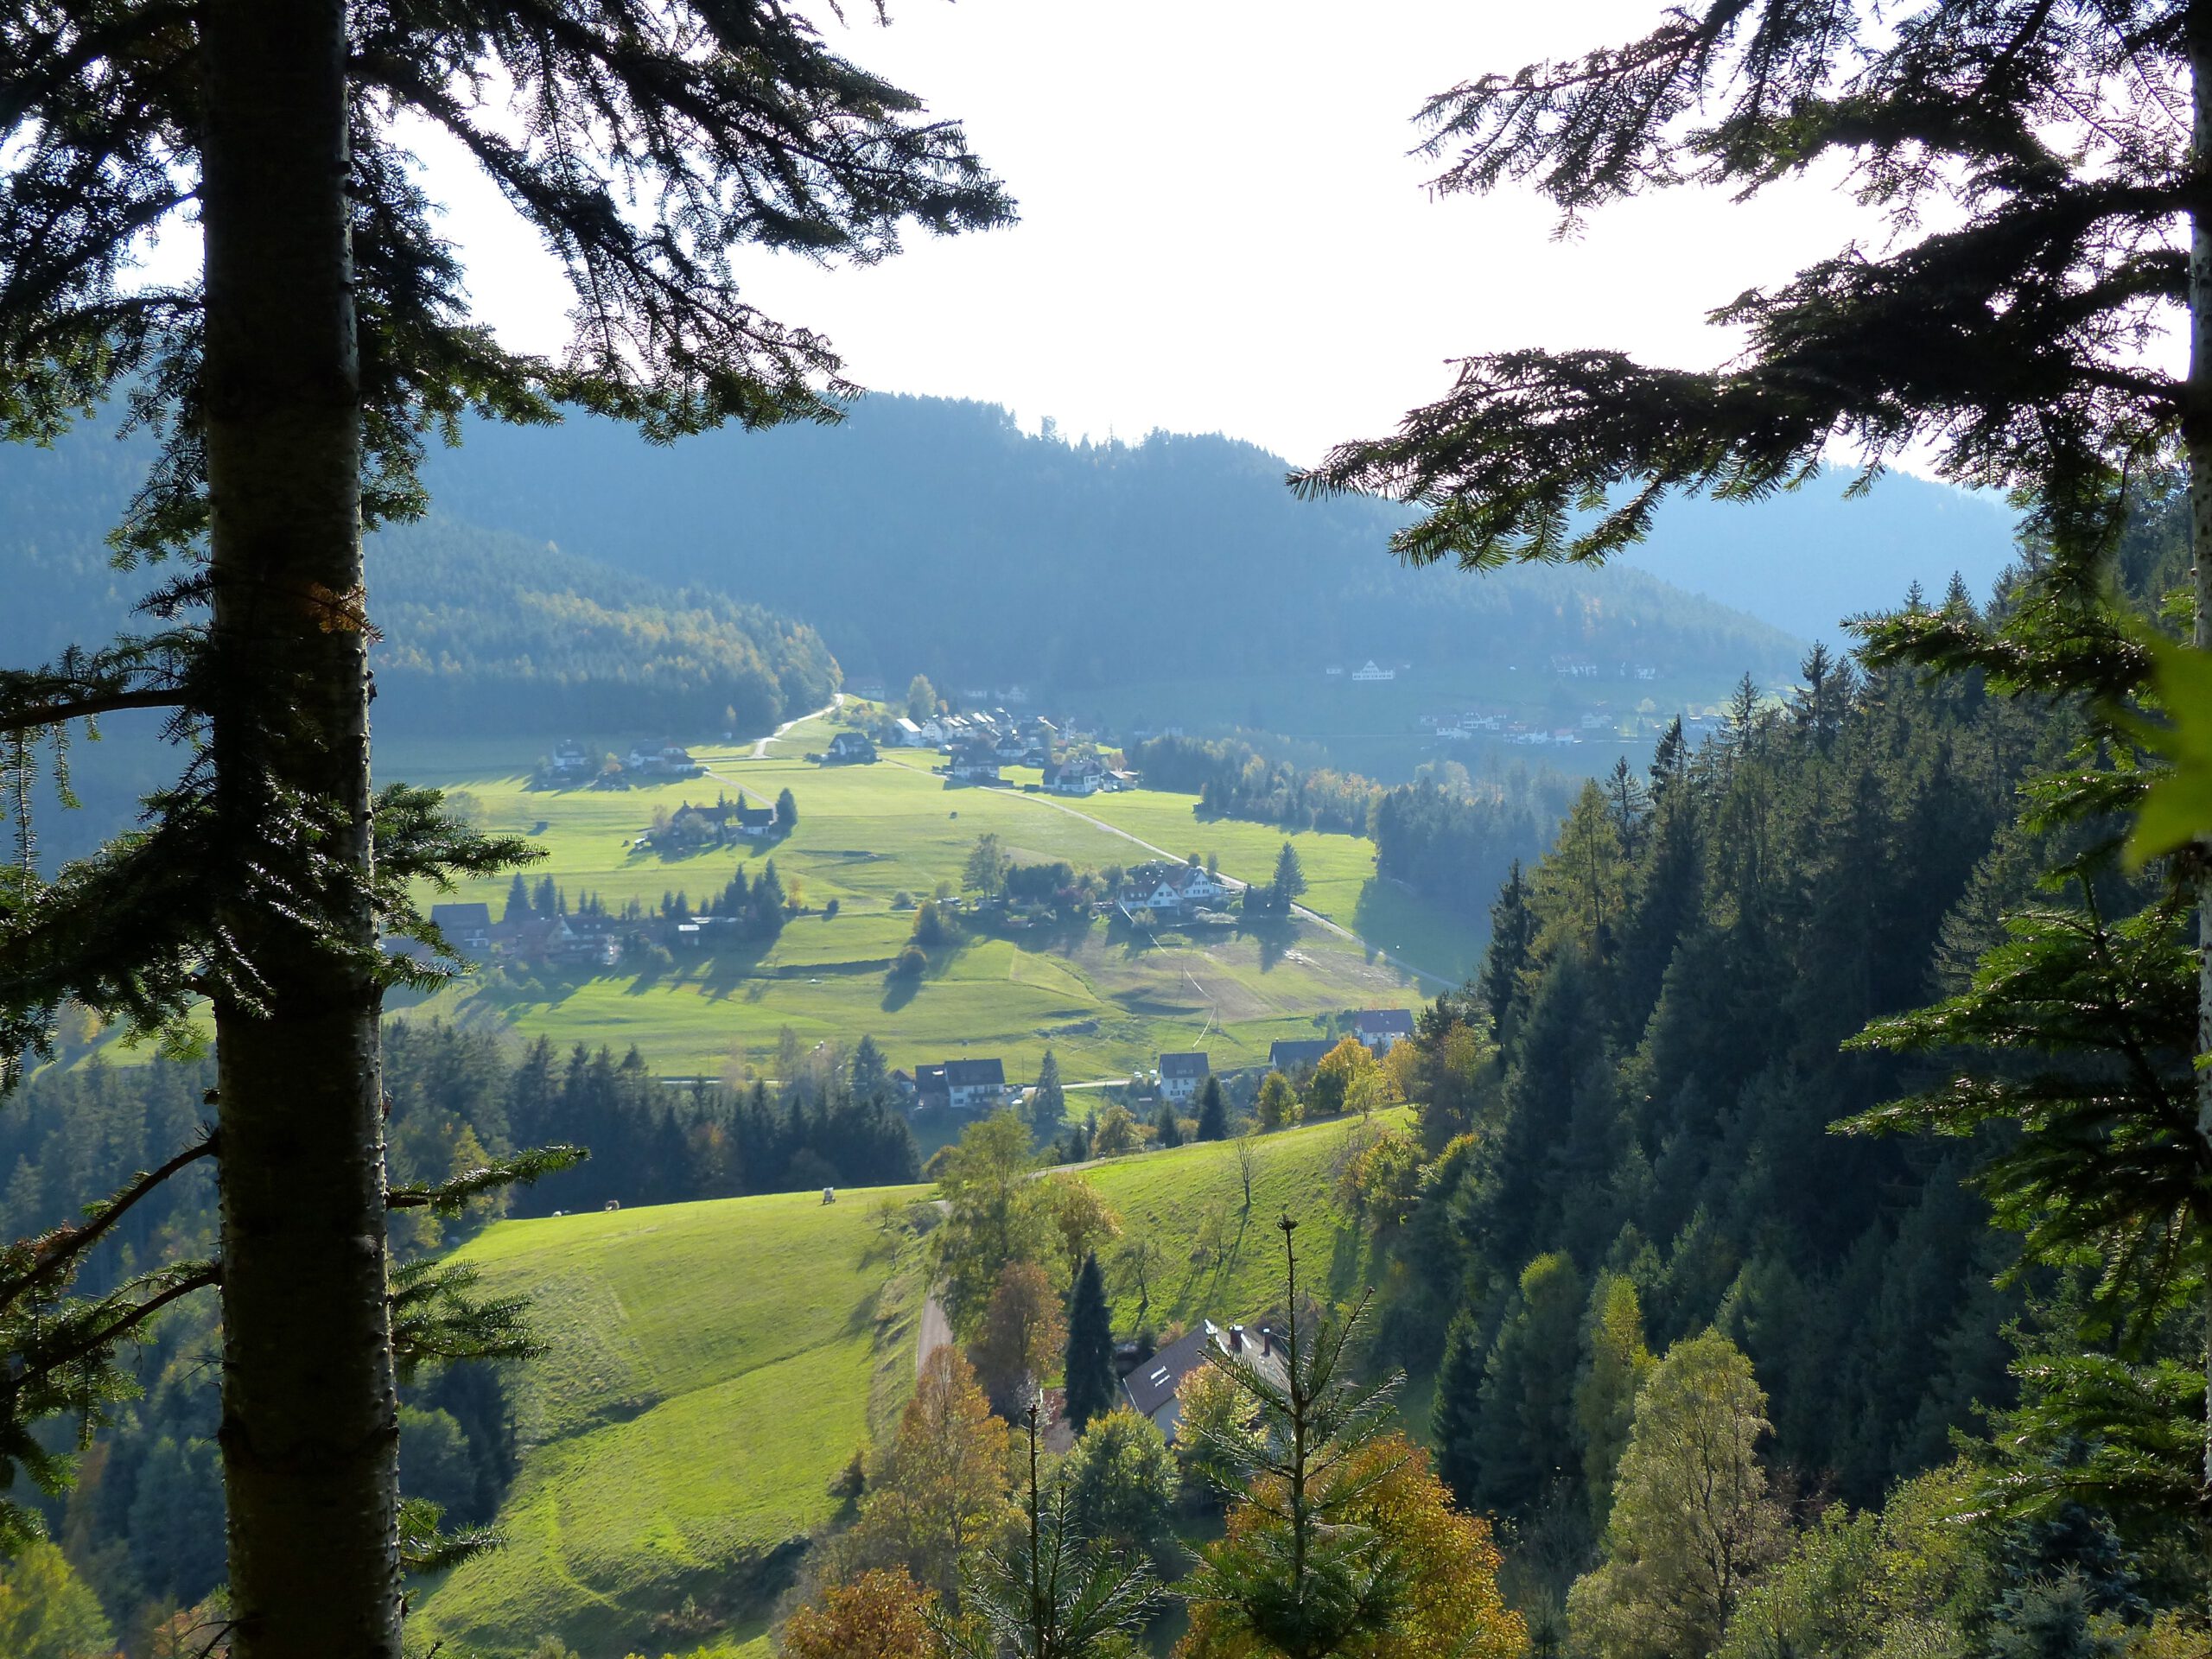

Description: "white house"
944 1058 1007 1112
1352 1008 1415 1053
1158 1051 1210 1104
1050 753 1109 796
1119 861 1229 918
1351 660 1395 683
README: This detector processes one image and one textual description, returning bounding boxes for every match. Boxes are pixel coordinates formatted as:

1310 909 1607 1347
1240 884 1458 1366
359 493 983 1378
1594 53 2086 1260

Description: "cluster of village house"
877 707 1140 798
1322 656 1664 684
537 739 702 789
890 1007 1416 1119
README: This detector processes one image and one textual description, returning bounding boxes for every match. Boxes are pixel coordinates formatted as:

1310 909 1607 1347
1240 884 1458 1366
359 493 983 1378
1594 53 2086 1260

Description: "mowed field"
412 1116 1402 1657
385 714 1468 1079
410 1187 929 1659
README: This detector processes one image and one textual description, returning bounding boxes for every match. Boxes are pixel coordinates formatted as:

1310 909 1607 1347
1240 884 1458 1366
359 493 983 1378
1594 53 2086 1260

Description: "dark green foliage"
1059 1409 1178 1565
1152 1101 1183 1149
1376 781 1569 926
938 1408 1158 1659
1029 1050 1066 1135
1195 1077 1229 1142
775 787 798 831
419 397 1804 696
1460 1253 1585 1522
1062 1253 1117 1438
1431 1308 1487 1505
1394 585 2058 1513
1299 5 2194 567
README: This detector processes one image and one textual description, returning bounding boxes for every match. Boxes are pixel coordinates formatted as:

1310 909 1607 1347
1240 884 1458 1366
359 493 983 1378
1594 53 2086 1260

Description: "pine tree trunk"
2190 0 2212 1587
200 2 401 1655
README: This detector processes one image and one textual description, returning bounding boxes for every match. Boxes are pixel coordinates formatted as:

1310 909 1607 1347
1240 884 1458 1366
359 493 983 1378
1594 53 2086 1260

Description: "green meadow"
411 1186 929 1659
384 715 1467 1079
412 1115 1403 1657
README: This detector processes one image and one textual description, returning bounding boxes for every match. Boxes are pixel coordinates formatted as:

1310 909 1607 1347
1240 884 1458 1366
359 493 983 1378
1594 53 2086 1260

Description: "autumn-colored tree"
783 1567 938 1659
840 1348 1016 1601
1573 1274 1654 1529
973 1262 1066 1416
1179 1433 1527 1659
1308 1035 1376 1118
1092 1103 1142 1157
1045 1178 1122 1293
0 1541 114 1659
933 1111 1051 1333
1174 1363 1261 1510
1567 1332 1787 1659
1255 1071 1298 1131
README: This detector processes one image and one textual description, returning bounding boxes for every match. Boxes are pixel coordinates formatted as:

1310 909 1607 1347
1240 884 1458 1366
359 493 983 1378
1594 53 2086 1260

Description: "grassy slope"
411 1116 1408 1657
412 1187 928 1659
1077 1110 1409 1335
386 716 1464 1079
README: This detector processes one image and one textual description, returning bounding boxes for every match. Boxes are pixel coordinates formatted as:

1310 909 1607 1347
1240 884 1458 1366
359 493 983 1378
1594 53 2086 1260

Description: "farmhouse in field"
1050 753 1109 796
944 1058 1008 1113
1157 1051 1210 1104
1268 1038 1335 1074
1353 1008 1416 1053
1116 860 1230 920
826 730 878 764
1125 1319 1288 1441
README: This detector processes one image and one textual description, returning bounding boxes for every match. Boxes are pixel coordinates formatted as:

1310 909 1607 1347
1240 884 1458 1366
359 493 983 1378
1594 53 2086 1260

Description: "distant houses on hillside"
908 1058 1010 1115
534 738 701 790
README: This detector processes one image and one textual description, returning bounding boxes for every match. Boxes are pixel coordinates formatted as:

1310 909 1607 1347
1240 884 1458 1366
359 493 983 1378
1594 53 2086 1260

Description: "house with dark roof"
429 902 493 955
1158 1051 1210 1104
912 1063 951 1114
1050 753 1109 796
1268 1038 1335 1075
827 730 878 763
1124 1319 1289 1441
1352 1008 1416 1053
944 1058 1007 1112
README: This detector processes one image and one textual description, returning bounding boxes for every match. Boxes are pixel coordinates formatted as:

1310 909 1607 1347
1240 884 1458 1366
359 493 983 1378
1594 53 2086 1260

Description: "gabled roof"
1353 1008 1415 1037
944 1058 1006 1088
1124 1321 1220 1420
430 902 493 933
1159 1052 1210 1080
1268 1039 1335 1071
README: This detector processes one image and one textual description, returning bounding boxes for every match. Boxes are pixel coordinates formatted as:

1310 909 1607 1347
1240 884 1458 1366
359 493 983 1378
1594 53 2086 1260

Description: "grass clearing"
1074 1109 1411 1335
411 1186 928 1659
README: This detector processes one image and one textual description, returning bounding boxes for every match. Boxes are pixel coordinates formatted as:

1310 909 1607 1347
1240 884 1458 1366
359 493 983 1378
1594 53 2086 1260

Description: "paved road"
751 693 842 759
991 786 1455 989
916 1289 952 1378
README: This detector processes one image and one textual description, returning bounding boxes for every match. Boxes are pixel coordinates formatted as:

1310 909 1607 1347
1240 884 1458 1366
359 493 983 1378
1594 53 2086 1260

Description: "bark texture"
2190 1 2212 1535
200 1 400 1654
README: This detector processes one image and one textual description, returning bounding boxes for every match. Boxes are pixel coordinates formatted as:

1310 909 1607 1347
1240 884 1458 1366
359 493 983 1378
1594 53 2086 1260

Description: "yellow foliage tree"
837 1347 1017 1601
782 1567 938 1659
1177 1433 1528 1659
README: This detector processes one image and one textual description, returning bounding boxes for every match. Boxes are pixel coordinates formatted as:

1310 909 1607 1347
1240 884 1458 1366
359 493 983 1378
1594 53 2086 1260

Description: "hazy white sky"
386 0 1923 469
106 3 2177 474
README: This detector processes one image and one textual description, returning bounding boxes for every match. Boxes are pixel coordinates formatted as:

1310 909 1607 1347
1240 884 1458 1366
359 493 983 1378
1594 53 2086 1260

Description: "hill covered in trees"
0 427 839 741
417 394 1812 692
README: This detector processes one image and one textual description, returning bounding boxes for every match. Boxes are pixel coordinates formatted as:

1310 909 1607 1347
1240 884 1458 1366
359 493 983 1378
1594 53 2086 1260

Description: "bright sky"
406 0 1903 469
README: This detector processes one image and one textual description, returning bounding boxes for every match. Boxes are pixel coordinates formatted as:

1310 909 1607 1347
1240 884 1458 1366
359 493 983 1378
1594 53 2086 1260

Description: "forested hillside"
0 428 838 741
418 395 1809 690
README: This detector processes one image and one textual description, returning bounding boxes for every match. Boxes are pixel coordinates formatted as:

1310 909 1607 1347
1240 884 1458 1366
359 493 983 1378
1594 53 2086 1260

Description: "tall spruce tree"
1298 0 2212 1519
1195 1076 1229 1141
1030 1049 1066 1135
0 9 1007 1659
1062 1252 1117 1437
